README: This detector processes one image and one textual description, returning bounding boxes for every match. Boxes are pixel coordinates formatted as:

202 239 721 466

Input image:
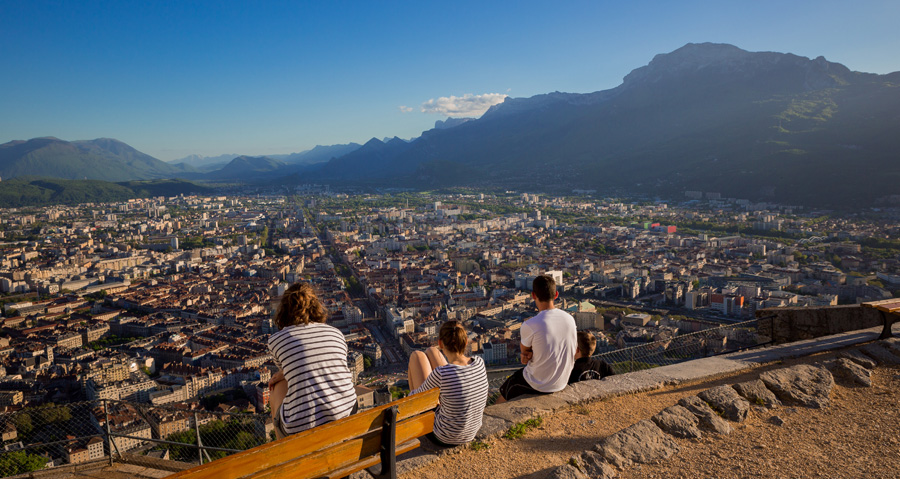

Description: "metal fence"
0 399 271 478
486 316 773 394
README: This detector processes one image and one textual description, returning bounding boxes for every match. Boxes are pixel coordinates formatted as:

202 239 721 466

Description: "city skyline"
2 0 899 161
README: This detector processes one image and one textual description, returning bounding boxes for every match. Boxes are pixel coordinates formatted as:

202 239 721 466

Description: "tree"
363 356 373 370
0 451 49 475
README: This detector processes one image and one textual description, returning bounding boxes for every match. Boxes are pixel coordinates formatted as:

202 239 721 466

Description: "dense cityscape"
0 186 898 471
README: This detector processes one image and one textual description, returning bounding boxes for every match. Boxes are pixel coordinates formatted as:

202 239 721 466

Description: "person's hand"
521 350 533 365
268 371 285 389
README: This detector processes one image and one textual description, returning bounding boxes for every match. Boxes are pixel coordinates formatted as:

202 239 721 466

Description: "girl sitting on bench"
268 283 357 438
408 321 489 446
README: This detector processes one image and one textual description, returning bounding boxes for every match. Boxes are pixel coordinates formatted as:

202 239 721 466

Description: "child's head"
576 331 597 359
439 320 468 355
274 282 327 329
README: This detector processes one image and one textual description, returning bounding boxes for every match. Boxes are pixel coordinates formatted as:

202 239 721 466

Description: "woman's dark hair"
274 282 327 329
439 320 467 354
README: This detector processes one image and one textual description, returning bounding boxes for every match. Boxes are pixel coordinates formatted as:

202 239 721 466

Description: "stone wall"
756 305 884 344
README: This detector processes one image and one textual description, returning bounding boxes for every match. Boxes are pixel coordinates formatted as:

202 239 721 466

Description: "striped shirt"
411 356 489 445
268 323 356 435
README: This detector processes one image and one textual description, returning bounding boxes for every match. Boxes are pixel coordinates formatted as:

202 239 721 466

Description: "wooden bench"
169 387 439 479
862 299 900 339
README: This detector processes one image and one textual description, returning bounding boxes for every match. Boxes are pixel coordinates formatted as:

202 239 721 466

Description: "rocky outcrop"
698 385 751 422
826 358 872 387
651 405 702 438
572 451 617 478
760 365 834 408
732 379 782 408
838 349 877 369
678 395 733 434
594 419 680 468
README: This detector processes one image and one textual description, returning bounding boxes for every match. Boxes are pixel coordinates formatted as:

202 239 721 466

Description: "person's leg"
408 350 433 392
424 346 448 369
269 379 288 439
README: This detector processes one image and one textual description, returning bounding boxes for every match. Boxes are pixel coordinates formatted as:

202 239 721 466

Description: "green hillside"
0 178 212 208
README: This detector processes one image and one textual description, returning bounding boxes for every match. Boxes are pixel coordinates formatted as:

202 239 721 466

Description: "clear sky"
2 0 899 161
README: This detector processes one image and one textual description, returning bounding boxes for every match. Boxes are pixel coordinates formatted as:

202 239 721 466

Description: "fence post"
630 348 634 373
103 399 113 466
194 412 203 465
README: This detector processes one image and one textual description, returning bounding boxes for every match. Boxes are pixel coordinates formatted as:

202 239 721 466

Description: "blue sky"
2 0 899 161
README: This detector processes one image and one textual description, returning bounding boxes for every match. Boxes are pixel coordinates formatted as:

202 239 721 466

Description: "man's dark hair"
532 274 556 302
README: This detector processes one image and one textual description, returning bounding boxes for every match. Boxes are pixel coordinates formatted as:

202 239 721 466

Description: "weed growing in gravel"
572 404 591 416
503 417 543 439
470 441 491 451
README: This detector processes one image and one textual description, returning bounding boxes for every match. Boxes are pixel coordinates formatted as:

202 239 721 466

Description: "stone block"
698 385 751 422
594 419 679 469
760 364 834 408
651 405 702 439
732 379 781 408
677 395 733 435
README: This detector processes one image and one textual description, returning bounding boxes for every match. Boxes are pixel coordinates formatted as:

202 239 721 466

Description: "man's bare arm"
520 344 533 365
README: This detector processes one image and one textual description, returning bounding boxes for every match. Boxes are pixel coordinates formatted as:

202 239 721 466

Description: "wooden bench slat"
322 439 421 479
246 412 435 479
171 388 439 479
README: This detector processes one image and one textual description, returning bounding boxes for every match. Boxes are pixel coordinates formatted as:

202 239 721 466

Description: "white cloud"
398 105 413 113
420 93 508 118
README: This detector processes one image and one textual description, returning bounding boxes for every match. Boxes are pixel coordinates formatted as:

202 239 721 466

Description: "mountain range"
3 43 899 207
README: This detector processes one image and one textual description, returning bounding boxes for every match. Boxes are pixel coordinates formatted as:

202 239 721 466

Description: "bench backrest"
170 387 440 479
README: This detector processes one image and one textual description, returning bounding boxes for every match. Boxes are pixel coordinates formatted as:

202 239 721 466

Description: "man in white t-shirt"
497 275 577 402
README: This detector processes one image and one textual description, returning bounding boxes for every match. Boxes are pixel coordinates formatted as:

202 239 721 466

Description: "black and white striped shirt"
411 356 488 445
268 323 356 435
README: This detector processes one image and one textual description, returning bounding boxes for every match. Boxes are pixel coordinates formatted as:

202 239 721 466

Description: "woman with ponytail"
267 282 356 438
408 321 489 446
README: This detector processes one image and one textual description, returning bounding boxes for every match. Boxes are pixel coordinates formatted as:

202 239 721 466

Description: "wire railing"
597 317 772 374
0 399 272 477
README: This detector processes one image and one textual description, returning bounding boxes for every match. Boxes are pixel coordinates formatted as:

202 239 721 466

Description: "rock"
859 344 900 365
575 451 618 478
760 364 834 408
549 464 589 479
769 416 785 426
651 405 702 439
879 338 900 357
732 379 782 408
826 358 872 387
698 385 751 422
678 395 733 435
594 419 680 469
838 349 877 369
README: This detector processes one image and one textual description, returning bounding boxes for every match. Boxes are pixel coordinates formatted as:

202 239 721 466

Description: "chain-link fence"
0 399 271 478
596 317 771 374
485 317 773 400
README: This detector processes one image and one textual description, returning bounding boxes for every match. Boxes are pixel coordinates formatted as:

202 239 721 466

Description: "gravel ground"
401 351 900 479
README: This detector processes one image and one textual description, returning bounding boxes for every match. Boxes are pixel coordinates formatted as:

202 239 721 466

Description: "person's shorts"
498 368 550 401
